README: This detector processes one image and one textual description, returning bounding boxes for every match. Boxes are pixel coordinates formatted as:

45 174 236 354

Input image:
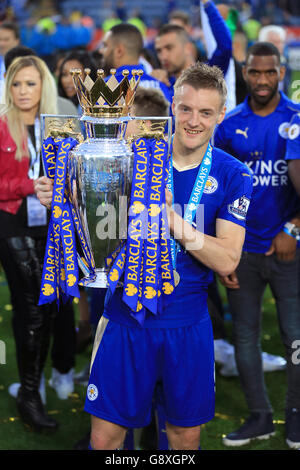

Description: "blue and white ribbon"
39 137 81 306
106 136 175 324
166 139 213 273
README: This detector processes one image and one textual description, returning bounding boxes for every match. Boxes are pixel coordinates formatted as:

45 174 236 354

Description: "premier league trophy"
39 67 175 323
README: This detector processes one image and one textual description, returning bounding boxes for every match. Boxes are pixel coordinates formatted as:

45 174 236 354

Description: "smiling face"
243 54 284 107
172 84 225 157
10 65 42 114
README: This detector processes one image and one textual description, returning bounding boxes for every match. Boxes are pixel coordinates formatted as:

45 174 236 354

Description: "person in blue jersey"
153 0 232 101
285 113 300 199
214 42 300 449
83 63 252 450
153 0 234 359
99 23 172 105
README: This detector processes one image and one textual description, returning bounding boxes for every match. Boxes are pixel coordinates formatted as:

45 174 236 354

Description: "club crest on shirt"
288 123 300 140
203 176 218 194
278 122 290 138
228 196 250 221
87 384 99 401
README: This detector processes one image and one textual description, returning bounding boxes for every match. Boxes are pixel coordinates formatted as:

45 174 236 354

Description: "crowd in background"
0 0 300 74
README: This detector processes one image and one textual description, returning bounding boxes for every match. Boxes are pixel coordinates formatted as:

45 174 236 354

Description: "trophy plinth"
83 269 110 288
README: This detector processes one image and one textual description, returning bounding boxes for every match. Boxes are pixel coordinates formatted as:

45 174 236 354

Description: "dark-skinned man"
215 41 300 450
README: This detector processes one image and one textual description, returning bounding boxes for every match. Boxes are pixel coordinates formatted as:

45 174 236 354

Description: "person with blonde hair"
0 55 59 432
2 55 57 155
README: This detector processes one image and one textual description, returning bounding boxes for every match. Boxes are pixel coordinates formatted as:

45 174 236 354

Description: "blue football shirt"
103 146 252 328
214 92 300 253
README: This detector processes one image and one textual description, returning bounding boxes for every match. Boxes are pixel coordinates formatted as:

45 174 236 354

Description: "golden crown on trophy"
70 68 143 117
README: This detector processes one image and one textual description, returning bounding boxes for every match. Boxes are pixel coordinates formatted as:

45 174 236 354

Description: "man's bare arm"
166 190 245 277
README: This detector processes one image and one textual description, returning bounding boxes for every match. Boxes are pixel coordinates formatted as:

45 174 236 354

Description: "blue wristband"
283 226 297 239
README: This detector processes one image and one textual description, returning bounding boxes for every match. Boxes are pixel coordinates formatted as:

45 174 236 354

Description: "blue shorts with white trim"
84 316 215 428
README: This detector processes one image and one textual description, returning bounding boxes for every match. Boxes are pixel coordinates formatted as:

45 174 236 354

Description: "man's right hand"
218 271 240 289
34 176 53 210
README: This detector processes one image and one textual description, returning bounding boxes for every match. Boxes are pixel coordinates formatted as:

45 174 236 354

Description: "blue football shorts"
84 316 215 428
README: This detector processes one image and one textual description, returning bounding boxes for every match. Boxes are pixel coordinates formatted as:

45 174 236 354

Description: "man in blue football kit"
85 63 253 450
214 42 300 449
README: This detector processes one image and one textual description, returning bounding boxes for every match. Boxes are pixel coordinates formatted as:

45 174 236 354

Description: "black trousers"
207 276 227 340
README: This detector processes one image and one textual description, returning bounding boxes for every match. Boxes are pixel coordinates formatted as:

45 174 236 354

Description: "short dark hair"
0 21 20 39
245 41 281 65
133 88 169 117
5 45 36 70
156 24 189 43
110 23 143 57
174 62 227 107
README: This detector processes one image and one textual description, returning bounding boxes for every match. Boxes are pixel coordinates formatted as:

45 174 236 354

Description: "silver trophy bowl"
41 112 172 290
67 115 133 287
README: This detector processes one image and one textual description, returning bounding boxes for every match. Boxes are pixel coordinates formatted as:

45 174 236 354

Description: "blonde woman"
0 55 60 432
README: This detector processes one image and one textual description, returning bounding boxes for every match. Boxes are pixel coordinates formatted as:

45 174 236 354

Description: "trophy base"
80 269 108 288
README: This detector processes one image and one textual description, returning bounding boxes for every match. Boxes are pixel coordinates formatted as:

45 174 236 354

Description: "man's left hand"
265 230 297 261
34 176 54 210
